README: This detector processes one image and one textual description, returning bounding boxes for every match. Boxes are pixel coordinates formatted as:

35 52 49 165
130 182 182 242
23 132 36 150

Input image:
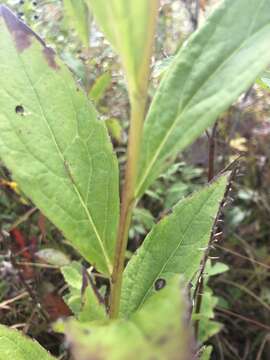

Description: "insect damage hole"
15 105 24 115
154 278 166 291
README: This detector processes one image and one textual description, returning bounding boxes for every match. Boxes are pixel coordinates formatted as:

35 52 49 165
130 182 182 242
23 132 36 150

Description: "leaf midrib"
15 47 112 273
135 7 269 197
129 186 219 313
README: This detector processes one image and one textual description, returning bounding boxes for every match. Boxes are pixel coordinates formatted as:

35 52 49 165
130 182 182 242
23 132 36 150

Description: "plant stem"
109 94 147 318
194 122 217 338
108 1 159 319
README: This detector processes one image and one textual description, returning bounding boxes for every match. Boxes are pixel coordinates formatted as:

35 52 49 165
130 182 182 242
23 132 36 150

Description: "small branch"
10 253 49 321
194 122 218 338
193 165 237 339
82 266 104 305
207 122 218 182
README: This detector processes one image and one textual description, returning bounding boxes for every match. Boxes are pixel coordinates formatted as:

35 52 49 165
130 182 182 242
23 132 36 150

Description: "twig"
0 291 28 309
219 279 270 312
194 121 218 338
10 253 49 321
255 334 270 360
8 207 37 231
215 244 270 270
216 307 270 332
82 267 104 305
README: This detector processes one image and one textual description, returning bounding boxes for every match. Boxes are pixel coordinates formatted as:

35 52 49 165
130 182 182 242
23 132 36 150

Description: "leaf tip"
0 5 37 52
0 5 59 70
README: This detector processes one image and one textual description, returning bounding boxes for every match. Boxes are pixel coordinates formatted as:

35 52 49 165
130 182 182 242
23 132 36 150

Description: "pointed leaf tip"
0 5 42 51
0 5 59 69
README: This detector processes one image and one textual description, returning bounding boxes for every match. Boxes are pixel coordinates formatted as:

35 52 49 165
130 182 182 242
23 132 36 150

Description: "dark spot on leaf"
154 278 166 291
0 5 46 52
32 1 37 5
15 105 24 115
43 47 60 70
82 329 91 335
34 15 38 20
19 0 24 4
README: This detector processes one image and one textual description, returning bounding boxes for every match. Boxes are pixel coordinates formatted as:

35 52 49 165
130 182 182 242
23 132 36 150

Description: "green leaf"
0 324 55 360
61 262 84 290
61 262 106 321
200 346 213 360
135 0 270 197
0 6 119 275
120 174 228 317
193 288 222 343
89 72 112 104
87 0 159 93
63 0 89 46
62 277 193 360
105 118 122 143
193 261 226 343
36 248 71 267
258 68 270 90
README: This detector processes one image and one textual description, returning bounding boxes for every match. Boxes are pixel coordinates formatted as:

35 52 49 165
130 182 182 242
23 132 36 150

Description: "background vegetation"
0 0 270 359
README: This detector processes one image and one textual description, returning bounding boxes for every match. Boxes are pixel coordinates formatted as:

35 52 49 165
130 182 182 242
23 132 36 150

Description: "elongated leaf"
0 6 119 275
87 0 159 93
62 277 193 360
120 174 228 317
135 0 270 197
0 324 54 360
89 71 112 104
63 0 89 46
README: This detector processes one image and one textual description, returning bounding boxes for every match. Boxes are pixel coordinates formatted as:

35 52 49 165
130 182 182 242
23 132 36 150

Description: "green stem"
108 0 159 319
109 93 146 318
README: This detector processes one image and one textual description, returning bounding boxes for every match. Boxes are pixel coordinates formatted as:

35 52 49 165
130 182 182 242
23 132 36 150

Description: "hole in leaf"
15 105 24 115
154 278 166 291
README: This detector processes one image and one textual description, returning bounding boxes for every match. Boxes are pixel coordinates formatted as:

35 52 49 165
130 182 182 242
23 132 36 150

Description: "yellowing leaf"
229 138 248 152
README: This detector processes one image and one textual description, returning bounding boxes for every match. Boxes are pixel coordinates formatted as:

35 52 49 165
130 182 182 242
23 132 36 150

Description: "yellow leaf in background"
0 179 19 193
0 178 30 204
229 138 248 152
